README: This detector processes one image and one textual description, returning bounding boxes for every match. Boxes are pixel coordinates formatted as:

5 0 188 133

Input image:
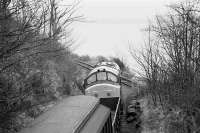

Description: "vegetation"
132 0 200 132
3 0 200 132
0 0 84 132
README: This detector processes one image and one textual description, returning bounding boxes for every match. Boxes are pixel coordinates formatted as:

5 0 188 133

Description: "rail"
112 98 121 133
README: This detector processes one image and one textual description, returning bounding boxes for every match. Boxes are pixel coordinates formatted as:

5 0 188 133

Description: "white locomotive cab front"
85 84 120 98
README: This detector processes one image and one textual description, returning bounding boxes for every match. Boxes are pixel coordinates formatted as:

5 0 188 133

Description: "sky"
62 0 180 70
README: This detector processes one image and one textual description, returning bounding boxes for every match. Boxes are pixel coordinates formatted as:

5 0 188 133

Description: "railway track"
120 114 137 133
120 113 142 133
120 86 142 133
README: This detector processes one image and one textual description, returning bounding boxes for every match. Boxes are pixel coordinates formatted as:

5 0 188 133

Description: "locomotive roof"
95 62 120 71
18 95 100 133
88 62 121 76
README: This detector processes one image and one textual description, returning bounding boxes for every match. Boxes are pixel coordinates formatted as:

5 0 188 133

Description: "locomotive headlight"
94 93 98 97
107 93 111 96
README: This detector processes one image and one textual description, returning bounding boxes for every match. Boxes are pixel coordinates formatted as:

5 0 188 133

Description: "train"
78 61 123 132
79 60 142 128
77 60 135 132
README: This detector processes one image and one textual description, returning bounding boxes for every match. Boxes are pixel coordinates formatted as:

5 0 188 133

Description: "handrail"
112 98 120 126
112 98 121 132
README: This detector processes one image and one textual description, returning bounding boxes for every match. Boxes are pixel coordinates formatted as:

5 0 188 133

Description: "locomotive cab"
84 62 121 110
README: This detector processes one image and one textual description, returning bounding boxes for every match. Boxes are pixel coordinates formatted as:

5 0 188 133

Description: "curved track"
120 85 142 133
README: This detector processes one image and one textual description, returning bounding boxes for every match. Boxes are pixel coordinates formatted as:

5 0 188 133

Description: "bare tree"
0 0 82 72
0 0 82 132
131 1 200 132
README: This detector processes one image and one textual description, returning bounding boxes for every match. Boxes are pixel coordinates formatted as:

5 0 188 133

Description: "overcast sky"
63 0 180 70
